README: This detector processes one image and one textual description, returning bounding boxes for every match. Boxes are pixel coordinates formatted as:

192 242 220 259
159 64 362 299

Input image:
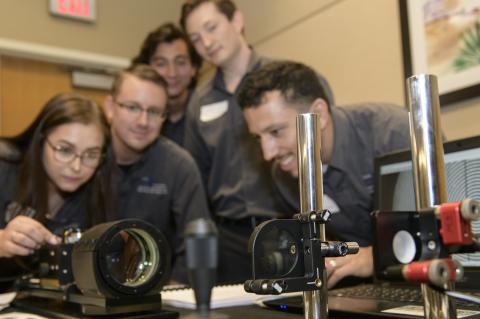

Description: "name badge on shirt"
200 100 228 122
137 177 168 196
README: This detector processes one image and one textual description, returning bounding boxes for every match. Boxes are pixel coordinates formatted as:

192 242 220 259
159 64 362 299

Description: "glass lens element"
257 226 298 277
104 228 159 287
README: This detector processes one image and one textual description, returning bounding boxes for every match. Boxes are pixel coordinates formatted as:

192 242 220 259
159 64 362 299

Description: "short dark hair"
132 22 202 71
238 61 330 112
111 64 168 98
180 0 237 30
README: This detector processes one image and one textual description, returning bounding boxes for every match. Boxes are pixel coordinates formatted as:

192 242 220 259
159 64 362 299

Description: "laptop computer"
263 135 480 318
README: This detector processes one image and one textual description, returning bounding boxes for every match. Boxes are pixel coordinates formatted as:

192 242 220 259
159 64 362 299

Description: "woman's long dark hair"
1 92 111 227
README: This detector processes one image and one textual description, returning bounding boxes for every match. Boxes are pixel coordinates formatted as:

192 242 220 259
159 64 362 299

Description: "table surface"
169 305 304 319
2 294 394 319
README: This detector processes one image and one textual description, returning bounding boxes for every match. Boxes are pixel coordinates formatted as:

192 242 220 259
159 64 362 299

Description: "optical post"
296 113 327 318
371 75 480 318
406 73 456 319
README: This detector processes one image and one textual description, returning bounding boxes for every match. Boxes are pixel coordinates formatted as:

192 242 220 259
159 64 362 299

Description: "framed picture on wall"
399 0 480 105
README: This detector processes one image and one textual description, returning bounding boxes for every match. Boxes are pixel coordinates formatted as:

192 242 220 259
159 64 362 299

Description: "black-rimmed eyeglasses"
115 100 167 120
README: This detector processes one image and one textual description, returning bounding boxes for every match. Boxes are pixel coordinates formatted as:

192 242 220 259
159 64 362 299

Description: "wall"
237 0 480 141
0 0 184 134
0 0 183 59
0 0 478 140
0 56 108 136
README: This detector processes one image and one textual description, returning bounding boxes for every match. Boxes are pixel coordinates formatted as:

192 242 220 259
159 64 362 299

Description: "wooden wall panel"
0 55 108 137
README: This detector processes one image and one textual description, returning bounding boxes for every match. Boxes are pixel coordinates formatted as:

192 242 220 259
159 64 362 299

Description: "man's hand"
0 216 60 257
325 246 373 289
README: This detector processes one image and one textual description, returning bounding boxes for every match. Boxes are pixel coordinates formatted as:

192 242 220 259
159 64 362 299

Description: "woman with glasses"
0 92 110 260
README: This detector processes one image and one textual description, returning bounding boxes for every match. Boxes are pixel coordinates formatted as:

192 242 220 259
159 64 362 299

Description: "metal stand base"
181 311 229 319
421 283 456 319
13 293 179 318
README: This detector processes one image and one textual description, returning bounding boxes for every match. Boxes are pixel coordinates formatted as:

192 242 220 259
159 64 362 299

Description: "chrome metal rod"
304 290 325 319
296 113 327 319
407 74 456 319
407 74 447 209
297 114 324 214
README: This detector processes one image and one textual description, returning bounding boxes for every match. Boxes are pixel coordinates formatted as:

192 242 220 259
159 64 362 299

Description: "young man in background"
132 23 201 146
180 0 334 283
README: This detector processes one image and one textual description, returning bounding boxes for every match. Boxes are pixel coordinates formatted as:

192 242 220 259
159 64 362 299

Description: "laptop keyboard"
329 284 480 309
330 285 422 303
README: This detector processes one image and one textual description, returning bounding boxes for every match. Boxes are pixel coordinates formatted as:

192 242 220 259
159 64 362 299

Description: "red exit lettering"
56 0 91 18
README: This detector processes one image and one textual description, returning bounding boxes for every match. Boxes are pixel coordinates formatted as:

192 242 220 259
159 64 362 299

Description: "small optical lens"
258 227 298 277
104 228 159 287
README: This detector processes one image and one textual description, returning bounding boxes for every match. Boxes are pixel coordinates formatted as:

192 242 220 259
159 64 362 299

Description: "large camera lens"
104 228 159 287
72 219 171 297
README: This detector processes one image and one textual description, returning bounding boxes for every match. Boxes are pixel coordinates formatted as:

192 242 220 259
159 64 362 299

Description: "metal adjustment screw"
273 283 284 293
427 240 436 250
315 278 322 288
321 210 331 222
290 244 297 255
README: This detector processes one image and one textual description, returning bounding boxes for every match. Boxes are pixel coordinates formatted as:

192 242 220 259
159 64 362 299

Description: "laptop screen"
373 135 480 287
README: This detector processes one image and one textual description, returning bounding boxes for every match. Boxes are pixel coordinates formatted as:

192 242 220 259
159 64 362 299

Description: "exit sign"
49 0 96 22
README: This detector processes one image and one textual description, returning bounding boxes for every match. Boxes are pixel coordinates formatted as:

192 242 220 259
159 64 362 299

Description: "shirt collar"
212 49 262 93
328 106 351 172
107 138 159 170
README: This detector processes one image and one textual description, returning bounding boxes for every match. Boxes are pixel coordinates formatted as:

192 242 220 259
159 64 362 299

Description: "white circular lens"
392 230 416 264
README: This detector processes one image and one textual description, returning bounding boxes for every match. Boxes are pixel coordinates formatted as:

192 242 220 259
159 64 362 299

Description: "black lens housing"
72 219 171 298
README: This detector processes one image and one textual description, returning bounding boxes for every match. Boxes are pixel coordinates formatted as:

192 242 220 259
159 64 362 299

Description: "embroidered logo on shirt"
137 178 168 195
200 100 228 122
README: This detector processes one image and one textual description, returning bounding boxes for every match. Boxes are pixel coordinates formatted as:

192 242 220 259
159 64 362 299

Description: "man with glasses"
104 64 210 283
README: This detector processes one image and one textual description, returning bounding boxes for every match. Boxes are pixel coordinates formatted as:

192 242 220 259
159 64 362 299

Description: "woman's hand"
325 246 373 289
0 216 60 257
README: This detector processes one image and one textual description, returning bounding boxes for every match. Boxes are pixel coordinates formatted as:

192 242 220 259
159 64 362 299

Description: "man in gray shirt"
238 61 411 288
104 64 210 283
180 0 334 283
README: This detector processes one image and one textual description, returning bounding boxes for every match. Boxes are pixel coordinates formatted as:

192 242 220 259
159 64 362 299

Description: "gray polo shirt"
184 51 334 219
273 103 411 246
110 137 210 282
